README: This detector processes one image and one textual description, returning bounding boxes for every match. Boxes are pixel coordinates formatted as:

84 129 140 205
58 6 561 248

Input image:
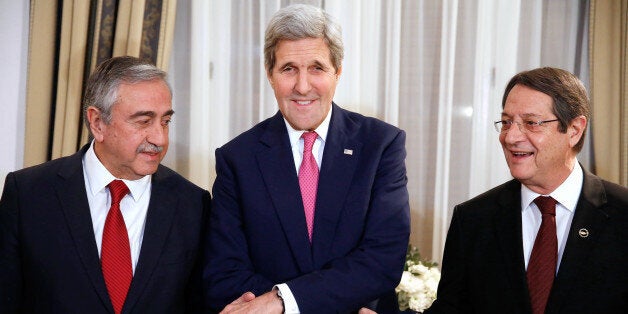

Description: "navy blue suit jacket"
425 169 628 314
0 145 211 313
204 104 411 313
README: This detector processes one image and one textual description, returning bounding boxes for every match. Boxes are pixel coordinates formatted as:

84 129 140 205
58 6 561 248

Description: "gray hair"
83 56 171 136
264 4 344 75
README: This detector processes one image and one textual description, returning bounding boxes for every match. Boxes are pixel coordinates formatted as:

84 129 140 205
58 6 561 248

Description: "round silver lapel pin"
578 228 589 238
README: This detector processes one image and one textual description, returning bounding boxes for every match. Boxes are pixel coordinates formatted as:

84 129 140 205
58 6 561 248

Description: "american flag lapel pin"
343 149 353 155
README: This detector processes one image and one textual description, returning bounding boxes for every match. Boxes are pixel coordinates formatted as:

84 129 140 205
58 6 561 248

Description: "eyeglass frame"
493 118 560 133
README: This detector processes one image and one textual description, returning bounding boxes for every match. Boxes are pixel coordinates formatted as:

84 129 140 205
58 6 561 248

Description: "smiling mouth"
294 100 314 106
512 151 533 157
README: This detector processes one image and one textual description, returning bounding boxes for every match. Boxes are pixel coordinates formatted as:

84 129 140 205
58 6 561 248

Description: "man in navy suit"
425 67 628 314
0 56 210 313
203 4 410 313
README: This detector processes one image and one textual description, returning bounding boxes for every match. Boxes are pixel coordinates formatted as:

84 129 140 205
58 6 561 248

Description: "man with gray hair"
204 4 410 313
0 56 210 313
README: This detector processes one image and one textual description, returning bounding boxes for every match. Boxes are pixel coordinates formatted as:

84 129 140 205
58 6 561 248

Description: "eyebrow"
500 112 542 119
129 109 175 119
312 60 327 68
277 60 329 70
276 61 294 70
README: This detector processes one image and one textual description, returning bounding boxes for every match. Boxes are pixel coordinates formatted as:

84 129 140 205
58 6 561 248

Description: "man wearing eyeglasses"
425 67 628 314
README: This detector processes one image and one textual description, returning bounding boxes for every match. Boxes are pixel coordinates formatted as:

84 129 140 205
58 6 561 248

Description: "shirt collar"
83 140 152 202
284 105 332 148
521 160 583 212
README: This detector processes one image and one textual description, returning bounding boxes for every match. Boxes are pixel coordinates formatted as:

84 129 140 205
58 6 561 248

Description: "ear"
267 78 274 89
86 106 106 142
266 68 274 86
335 66 342 80
567 115 587 148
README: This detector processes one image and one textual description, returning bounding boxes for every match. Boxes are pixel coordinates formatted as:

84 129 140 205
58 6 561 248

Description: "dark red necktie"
299 131 319 242
527 196 558 314
101 180 132 314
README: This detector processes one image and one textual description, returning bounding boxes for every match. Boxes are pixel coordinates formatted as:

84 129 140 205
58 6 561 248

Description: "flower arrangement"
396 245 441 313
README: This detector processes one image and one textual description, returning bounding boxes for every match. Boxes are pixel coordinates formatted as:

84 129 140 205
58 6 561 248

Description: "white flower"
396 248 440 313
408 263 429 275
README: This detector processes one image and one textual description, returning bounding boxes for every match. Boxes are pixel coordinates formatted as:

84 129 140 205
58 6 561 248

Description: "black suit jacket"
425 169 628 314
0 145 211 313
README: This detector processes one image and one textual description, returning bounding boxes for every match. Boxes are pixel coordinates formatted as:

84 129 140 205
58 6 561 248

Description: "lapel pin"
343 149 353 155
578 228 589 238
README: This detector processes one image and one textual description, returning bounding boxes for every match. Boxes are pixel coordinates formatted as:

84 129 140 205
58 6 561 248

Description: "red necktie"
299 131 319 242
101 180 132 314
527 196 558 314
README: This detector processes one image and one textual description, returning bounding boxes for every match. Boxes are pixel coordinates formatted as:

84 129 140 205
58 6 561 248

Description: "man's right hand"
224 292 256 307
220 291 283 314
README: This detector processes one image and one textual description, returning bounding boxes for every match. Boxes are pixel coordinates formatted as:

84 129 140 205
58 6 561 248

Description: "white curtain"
165 0 589 264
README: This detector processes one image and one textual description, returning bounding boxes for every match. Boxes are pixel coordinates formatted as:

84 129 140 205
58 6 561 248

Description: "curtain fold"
589 0 628 186
52 0 90 159
24 0 58 166
25 0 178 163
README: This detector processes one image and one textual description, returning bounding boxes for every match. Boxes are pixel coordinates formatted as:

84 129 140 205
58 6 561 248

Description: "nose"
147 121 168 147
502 122 526 144
294 71 311 95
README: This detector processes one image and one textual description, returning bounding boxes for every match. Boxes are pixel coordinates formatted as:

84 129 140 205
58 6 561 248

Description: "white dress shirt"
275 106 332 314
285 109 331 174
521 161 583 273
82 141 152 273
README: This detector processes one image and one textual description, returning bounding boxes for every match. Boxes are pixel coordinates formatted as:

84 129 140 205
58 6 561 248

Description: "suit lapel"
56 145 114 312
312 105 361 265
493 180 531 308
546 170 609 313
257 112 315 273
123 166 179 312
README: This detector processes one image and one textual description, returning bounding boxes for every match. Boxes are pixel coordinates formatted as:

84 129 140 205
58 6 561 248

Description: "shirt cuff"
275 283 300 314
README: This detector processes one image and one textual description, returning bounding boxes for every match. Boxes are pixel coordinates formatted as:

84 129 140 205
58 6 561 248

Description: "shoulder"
601 180 628 205
596 177 628 215
330 106 406 157
218 113 281 154
154 164 208 195
462 180 518 205
5 153 81 186
337 106 404 137
581 170 628 210
454 180 520 214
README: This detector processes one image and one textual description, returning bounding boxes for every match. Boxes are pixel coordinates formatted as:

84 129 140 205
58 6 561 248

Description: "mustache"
136 142 164 154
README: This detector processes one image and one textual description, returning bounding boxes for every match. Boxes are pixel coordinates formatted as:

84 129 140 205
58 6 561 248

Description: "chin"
135 166 159 177
508 167 531 181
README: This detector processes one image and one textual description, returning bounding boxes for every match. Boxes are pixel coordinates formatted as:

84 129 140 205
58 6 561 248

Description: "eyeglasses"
494 119 559 133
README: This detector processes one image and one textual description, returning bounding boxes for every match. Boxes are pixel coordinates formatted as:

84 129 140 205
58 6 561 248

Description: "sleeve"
0 172 22 313
186 190 212 313
286 130 411 313
423 206 466 314
275 284 300 314
202 148 275 311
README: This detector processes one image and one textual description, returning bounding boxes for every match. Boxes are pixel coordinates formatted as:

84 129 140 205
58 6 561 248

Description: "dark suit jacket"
0 145 211 314
203 104 411 313
425 169 628 314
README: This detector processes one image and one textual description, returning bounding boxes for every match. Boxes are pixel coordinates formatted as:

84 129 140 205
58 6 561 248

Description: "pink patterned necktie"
527 196 558 314
299 131 319 242
101 180 132 314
